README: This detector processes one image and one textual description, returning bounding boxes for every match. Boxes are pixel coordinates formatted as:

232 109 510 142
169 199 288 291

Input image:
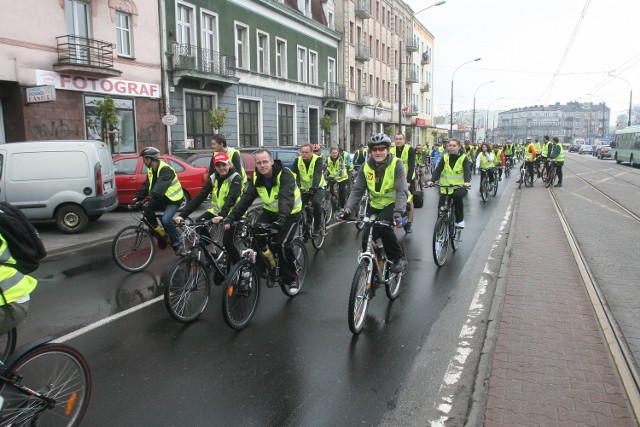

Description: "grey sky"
408 0 640 124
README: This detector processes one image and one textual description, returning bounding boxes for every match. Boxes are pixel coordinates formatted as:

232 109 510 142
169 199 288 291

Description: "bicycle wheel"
164 257 210 323
505 164 510 178
451 222 461 251
112 225 155 272
518 169 524 189
525 169 533 187
432 217 450 266
355 196 367 230
281 239 308 297
492 175 499 197
384 261 403 300
311 211 327 250
0 328 17 363
481 177 489 202
545 166 555 188
322 197 333 226
222 260 260 330
348 259 373 334
0 343 91 426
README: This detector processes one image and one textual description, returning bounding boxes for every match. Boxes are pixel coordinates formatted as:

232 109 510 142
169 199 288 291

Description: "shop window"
84 96 135 154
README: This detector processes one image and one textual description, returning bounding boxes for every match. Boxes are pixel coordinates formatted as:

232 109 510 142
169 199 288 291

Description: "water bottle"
262 246 276 267
375 238 385 268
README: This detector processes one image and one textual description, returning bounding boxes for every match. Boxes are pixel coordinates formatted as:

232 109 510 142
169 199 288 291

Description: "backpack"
413 190 424 209
0 202 47 274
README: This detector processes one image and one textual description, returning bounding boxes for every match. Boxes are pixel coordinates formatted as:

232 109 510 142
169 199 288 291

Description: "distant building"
496 102 610 144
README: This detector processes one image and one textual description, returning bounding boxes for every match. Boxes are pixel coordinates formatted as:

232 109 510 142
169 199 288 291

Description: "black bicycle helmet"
368 133 391 148
140 147 160 159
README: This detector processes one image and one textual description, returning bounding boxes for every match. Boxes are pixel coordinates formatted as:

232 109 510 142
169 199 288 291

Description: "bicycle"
429 184 466 267
544 161 558 188
0 331 91 426
479 168 497 202
354 190 369 231
343 215 405 334
518 161 534 188
297 190 327 250
112 203 185 272
163 219 235 323
504 156 514 178
221 219 308 330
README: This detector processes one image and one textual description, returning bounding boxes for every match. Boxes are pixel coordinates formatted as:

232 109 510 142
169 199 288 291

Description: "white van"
0 140 118 233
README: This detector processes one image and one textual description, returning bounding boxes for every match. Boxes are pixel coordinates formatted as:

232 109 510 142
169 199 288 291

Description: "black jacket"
135 161 181 205
179 168 243 219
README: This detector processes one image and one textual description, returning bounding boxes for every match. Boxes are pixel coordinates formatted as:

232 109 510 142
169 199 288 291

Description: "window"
276 38 287 78
238 99 260 148
350 66 355 90
309 50 318 85
376 39 379 59
328 57 336 84
65 0 92 64
297 46 307 83
278 104 294 146
115 12 133 57
235 22 249 70
176 3 194 49
376 77 379 97
257 31 269 74
84 95 136 154
382 43 385 62
327 12 334 29
201 11 218 72
185 92 214 149
349 22 354 44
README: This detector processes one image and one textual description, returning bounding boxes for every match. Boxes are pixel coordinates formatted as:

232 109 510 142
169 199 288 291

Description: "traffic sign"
161 114 178 126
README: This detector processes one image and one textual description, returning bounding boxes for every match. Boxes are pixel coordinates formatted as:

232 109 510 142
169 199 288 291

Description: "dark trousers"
330 179 348 208
438 188 467 222
525 161 535 182
259 210 301 284
554 162 564 183
480 168 494 191
301 188 325 229
364 204 404 261
196 211 240 266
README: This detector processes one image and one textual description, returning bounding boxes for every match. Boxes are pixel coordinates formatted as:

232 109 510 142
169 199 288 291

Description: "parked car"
592 144 604 156
568 144 581 153
113 154 208 207
598 146 612 159
578 145 593 155
186 151 255 179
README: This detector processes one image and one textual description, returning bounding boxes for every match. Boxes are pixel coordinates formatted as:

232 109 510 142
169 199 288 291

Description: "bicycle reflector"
65 391 78 416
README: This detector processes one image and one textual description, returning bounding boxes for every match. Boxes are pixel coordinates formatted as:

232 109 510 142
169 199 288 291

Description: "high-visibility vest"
0 235 37 305
552 143 564 163
493 150 503 167
327 155 349 182
254 169 302 214
363 157 399 210
479 152 494 169
390 145 414 179
440 153 466 194
416 152 424 165
534 142 542 154
226 147 247 185
525 143 535 161
541 142 551 158
504 144 514 155
208 172 242 216
296 155 325 189
148 161 183 201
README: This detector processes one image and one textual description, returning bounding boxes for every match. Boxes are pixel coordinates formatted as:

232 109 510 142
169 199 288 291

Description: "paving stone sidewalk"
484 187 637 426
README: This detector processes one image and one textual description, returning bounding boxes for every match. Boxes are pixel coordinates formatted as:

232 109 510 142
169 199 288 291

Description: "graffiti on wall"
27 119 80 140
137 123 161 144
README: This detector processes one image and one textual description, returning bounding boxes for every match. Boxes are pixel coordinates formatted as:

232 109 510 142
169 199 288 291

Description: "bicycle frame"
180 221 228 279
357 216 392 286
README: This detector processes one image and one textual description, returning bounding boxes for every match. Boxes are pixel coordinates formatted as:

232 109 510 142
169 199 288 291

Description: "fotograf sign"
35 70 160 99
25 85 56 103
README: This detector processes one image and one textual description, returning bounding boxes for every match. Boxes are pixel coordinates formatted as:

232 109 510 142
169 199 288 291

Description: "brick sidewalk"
484 187 637 426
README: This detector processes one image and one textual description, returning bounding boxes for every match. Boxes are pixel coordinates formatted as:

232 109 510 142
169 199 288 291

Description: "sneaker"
288 279 300 295
390 257 408 273
455 220 465 228
173 243 188 257
404 222 412 233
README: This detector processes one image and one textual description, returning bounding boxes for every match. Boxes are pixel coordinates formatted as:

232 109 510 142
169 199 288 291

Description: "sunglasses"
370 146 387 153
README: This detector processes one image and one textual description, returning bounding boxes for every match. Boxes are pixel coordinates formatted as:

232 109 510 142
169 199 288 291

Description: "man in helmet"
210 134 247 187
337 133 408 273
132 147 187 256
391 133 416 233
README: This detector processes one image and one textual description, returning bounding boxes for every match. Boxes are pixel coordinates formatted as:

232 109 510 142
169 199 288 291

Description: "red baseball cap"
213 152 230 165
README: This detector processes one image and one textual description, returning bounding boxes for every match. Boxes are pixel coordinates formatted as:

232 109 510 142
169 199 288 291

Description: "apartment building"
0 0 163 154
411 18 435 146
164 0 341 152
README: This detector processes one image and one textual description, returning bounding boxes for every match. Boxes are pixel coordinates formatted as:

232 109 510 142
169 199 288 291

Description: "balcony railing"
323 82 346 100
173 44 236 77
356 92 370 106
405 37 419 52
405 104 419 116
355 0 372 19
355 42 371 62
420 83 430 92
55 35 121 77
405 69 419 83
421 51 431 64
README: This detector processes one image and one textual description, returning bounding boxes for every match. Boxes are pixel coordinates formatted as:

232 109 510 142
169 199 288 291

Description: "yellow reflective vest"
147 161 183 202
0 235 37 305
227 147 248 185
440 153 466 195
254 169 302 214
390 145 414 179
296 155 326 189
327 154 349 182
364 157 399 210
207 172 242 216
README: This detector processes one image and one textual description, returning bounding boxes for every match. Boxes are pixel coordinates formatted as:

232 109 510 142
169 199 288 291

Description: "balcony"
172 44 239 87
355 42 371 62
404 104 419 116
405 37 419 53
54 35 122 78
405 69 418 83
356 92 370 106
323 82 346 102
421 51 431 65
354 0 372 19
420 83 430 92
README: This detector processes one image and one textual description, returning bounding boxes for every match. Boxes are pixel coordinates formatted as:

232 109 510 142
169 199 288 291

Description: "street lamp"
608 74 632 126
486 96 503 142
471 80 494 143
449 58 481 137
398 0 446 131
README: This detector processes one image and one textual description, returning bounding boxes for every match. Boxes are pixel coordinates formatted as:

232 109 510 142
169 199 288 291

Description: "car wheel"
178 191 191 211
55 205 89 234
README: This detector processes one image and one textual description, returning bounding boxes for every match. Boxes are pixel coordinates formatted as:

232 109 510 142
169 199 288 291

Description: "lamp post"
398 0 446 132
450 58 481 138
471 80 494 143
608 74 632 126
486 96 503 143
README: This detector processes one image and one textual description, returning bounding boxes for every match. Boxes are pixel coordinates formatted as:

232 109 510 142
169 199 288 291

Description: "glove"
308 187 318 195
337 208 351 221
271 217 286 232
393 212 404 226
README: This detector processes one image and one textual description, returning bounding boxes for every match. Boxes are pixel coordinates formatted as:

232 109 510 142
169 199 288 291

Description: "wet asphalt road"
21 174 512 426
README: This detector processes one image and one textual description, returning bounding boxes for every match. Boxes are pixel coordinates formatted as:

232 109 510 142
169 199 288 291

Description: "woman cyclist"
476 143 495 193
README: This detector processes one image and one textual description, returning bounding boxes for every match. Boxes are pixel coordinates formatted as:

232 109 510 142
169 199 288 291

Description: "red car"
186 151 255 179
113 154 208 206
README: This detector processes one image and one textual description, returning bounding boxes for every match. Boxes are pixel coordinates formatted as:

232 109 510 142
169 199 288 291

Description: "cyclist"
415 144 426 184
312 143 326 173
224 149 302 292
352 143 367 170
427 138 472 228
492 143 504 181
549 136 564 187
337 133 408 273
516 138 537 185
391 133 416 233
209 134 247 187
538 135 551 179
476 143 495 193
174 152 244 266
0 232 37 334
291 143 326 237
503 140 514 170
132 147 187 256
326 146 351 209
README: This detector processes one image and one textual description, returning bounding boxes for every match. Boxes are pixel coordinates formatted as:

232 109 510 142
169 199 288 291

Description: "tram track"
567 155 640 191
548 187 640 421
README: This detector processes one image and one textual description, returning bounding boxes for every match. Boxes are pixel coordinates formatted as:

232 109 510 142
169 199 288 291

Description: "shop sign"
26 85 56 103
36 70 160 99
415 118 426 127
